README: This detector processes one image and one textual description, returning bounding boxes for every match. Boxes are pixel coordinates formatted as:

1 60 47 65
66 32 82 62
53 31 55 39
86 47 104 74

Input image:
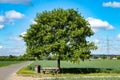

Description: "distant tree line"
1 54 120 61
0 54 58 61
0 53 90 61
90 54 120 60
0 54 35 61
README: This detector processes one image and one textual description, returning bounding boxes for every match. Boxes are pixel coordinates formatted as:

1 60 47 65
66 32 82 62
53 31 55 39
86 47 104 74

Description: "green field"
28 60 120 73
0 61 24 68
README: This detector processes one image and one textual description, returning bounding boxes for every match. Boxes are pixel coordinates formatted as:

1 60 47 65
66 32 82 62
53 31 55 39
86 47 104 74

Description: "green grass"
17 65 35 74
0 61 24 68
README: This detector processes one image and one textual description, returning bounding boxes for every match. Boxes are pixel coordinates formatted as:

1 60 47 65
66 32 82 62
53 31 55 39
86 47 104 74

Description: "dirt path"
10 73 43 80
0 61 32 80
10 74 120 80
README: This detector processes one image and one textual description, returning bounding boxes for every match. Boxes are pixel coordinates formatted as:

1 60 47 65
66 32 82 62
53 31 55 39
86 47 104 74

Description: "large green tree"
22 8 97 69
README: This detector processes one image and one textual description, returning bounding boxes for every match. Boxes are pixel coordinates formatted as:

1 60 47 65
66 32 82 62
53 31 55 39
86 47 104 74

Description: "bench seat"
41 67 60 74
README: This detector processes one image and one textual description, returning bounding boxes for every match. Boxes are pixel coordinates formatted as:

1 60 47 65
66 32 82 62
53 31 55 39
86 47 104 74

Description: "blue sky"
0 0 120 56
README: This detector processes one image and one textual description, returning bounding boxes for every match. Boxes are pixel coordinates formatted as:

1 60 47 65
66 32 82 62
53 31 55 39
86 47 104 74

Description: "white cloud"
0 24 4 29
0 0 32 6
103 1 120 8
5 10 24 19
91 28 98 33
117 34 120 40
0 46 26 56
21 31 26 37
0 10 25 30
0 16 4 23
9 37 22 41
86 17 114 32
31 20 37 24
94 39 100 44
0 46 3 49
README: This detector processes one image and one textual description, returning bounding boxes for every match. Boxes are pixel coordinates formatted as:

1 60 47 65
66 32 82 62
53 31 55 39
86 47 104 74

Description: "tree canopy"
22 8 97 67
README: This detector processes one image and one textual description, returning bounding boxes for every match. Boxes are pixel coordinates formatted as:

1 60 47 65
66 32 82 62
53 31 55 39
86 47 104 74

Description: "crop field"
0 61 24 68
28 60 120 73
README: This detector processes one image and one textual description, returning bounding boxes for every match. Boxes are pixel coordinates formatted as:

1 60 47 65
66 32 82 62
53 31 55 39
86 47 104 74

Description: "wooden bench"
41 67 60 74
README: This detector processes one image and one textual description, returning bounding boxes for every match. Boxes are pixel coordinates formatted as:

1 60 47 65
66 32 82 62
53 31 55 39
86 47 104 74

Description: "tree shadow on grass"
60 68 112 74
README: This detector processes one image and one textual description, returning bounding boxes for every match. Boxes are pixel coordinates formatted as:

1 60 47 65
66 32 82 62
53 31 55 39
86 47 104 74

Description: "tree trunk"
57 56 60 70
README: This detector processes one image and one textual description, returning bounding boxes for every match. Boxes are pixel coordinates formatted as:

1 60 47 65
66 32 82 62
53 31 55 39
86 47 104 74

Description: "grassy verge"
17 65 35 74
0 61 25 68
